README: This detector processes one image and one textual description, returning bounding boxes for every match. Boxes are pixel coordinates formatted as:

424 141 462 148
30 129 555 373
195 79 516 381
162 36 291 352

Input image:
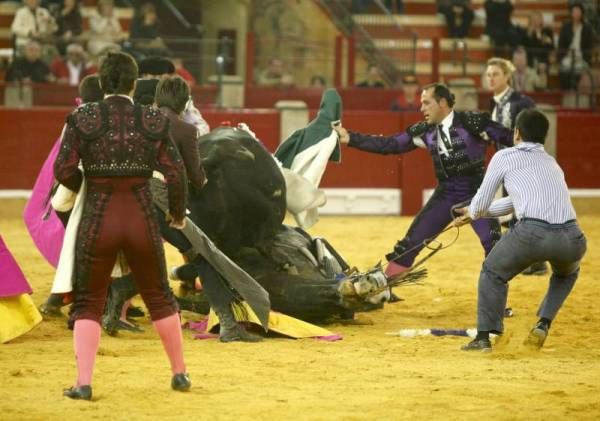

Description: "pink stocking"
73 319 102 387
153 313 186 374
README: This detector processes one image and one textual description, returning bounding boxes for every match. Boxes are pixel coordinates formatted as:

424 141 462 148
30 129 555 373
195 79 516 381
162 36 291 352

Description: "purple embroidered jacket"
348 111 512 181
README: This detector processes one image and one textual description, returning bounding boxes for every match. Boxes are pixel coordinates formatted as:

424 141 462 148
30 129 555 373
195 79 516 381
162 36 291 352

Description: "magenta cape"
22 138 64 268
0 235 32 297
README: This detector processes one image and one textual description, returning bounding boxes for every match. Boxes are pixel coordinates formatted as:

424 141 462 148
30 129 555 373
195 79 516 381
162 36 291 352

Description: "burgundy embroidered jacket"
54 96 187 221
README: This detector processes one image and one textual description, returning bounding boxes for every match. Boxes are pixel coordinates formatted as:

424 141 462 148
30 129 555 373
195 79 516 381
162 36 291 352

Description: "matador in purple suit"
334 83 513 278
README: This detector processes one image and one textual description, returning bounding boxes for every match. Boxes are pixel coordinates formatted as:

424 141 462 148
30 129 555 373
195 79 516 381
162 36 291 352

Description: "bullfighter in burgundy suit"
54 52 190 400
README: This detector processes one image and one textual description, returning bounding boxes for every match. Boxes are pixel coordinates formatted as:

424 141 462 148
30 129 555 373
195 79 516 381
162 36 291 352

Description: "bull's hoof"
126 306 145 318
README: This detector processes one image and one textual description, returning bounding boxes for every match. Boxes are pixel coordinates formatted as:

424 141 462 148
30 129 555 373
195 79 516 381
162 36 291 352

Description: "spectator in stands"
484 0 514 54
256 58 294 87
310 75 327 88
5 40 54 83
391 74 420 111
128 2 167 59
173 58 196 87
51 0 83 55
87 0 126 57
11 0 58 54
523 12 555 67
512 47 545 92
440 0 474 39
50 43 96 86
558 2 595 90
356 64 385 88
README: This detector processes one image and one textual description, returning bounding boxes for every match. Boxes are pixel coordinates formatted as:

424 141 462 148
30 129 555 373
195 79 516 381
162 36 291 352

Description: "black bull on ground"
106 127 383 327
180 127 357 322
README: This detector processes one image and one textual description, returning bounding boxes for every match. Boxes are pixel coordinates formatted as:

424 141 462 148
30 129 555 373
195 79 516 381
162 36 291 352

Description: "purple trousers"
387 177 501 267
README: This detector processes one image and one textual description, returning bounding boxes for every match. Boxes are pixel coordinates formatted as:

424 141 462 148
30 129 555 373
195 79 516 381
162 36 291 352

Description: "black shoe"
524 322 549 349
461 338 492 352
63 385 92 400
522 262 549 276
171 373 191 392
39 302 64 319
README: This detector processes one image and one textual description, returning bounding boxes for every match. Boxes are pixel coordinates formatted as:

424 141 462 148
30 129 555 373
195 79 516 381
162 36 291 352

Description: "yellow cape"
0 294 42 344
206 301 338 339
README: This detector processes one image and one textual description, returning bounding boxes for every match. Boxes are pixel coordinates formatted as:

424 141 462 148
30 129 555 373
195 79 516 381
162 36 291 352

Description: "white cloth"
285 130 338 228
436 111 454 157
51 180 85 294
182 99 210 136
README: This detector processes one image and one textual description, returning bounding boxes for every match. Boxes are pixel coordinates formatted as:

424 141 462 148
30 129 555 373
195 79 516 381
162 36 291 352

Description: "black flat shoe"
461 338 492 352
171 373 191 392
524 321 549 349
63 385 92 400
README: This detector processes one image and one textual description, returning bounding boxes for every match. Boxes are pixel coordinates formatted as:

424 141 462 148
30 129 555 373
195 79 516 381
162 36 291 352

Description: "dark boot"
194 257 263 343
215 309 263 342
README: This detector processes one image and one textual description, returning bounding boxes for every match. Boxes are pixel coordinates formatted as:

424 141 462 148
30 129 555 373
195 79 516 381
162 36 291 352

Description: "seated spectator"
51 0 83 55
173 58 196 87
87 0 126 57
355 64 385 88
391 74 420 111
128 2 167 59
558 2 594 90
523 12 555 67
256 58 294 87
50 43 96 86
512 47 545 92
138 55 175 78
5 40 54 83
10 0 58 53
440 0 474 39
310 75 326 88
484 0 513 54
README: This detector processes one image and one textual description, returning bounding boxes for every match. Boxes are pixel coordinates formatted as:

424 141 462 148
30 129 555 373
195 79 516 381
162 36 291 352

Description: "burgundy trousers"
71 177 178 324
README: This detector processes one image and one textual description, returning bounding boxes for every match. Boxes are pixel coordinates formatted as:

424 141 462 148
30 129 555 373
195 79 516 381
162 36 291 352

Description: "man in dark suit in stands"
5 40 54 83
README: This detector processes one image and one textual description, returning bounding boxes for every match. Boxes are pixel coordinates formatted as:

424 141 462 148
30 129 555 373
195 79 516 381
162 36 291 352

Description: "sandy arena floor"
1 199 599 420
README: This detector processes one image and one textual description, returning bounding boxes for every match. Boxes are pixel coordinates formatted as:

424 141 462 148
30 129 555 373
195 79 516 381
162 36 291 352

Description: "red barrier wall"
0 107 70 189
556 112 600 188
0 108 598 215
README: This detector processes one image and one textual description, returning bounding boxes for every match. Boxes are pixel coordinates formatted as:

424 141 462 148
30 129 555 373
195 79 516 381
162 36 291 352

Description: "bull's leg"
101 275 143 336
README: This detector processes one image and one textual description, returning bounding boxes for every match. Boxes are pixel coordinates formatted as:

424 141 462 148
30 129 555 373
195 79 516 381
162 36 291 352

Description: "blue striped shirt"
469 142 576 224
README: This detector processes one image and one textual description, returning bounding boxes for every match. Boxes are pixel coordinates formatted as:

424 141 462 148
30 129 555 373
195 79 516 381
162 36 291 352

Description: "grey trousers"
477 219 587 333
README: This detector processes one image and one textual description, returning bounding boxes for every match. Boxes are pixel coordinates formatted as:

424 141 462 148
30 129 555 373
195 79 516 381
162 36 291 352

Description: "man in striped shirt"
454 109 587 352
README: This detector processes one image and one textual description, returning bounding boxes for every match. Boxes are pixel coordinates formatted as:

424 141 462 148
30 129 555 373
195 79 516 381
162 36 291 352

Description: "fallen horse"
105 127 426 328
